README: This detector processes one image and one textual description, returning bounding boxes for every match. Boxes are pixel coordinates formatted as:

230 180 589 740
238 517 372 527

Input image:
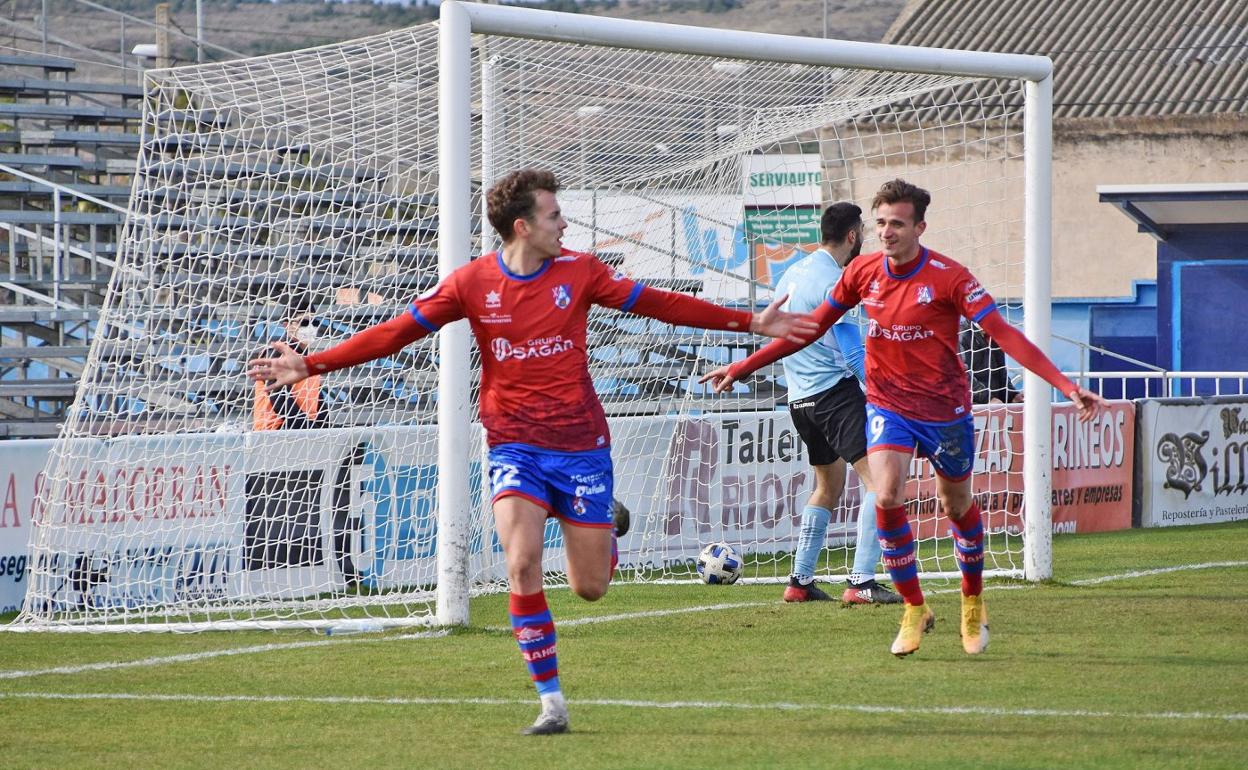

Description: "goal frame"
434 1 1056 627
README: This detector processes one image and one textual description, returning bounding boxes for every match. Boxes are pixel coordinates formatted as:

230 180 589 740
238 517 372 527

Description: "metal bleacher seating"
0 47 455 437
0 49 764 439
0 52 137 437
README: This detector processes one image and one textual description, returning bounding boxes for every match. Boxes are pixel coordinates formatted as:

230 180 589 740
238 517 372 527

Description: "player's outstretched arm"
700 363 742 394
977 311 1108 423
247 312 426 392
1064 386 1109 422
623 287 817 343
248 340 309 390
699 299 846 394
748 294 820 343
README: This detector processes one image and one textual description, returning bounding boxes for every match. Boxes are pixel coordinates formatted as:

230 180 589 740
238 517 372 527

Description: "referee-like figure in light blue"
776 203 901 604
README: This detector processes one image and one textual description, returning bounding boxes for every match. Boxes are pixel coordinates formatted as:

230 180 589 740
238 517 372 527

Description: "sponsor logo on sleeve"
965 281 987 304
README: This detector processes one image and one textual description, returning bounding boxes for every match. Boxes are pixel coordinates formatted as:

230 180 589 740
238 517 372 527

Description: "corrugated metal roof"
883 0 1248 119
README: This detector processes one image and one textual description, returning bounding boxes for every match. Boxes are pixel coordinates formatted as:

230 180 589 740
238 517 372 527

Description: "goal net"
12 5 1051 631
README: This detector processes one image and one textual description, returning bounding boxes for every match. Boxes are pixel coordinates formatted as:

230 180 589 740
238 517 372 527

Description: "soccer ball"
696 542 743 585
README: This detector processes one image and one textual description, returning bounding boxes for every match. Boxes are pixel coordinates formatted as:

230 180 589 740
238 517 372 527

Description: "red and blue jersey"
830 248 996 422
410 249 645 451
306 248 753 452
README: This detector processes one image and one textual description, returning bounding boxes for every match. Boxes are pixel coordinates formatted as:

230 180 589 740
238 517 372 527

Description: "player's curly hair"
872 178 931 223
486 168 562 241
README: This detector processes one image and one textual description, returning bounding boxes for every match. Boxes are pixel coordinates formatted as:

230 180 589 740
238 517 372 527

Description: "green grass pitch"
2 521 1245 769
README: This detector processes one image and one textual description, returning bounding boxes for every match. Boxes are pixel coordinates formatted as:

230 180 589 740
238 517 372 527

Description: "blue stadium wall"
1156 228 1248 395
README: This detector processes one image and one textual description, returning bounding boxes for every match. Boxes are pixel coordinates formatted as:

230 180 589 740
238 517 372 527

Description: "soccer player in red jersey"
248 168 817 733
703 178 1107 658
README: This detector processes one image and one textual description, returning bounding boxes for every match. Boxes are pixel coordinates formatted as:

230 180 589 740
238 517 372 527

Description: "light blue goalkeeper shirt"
778 248 865 401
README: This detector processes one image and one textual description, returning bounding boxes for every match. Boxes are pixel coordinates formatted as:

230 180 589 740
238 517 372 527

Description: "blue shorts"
487 444 615 528
865 403 976 481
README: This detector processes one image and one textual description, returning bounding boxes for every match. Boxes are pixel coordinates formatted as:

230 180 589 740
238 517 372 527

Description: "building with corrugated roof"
868 0 1247 373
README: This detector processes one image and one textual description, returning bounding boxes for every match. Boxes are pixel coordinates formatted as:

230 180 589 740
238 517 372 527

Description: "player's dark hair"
486 168 562 241
821 202 863 244
872 178 931 223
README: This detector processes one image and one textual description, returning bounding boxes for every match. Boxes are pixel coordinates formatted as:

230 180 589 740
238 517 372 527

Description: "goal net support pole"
438 1 1057 612
1022 74 1055 582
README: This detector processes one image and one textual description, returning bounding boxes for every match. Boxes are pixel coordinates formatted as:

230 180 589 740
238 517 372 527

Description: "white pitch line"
1070 561 1248 586
0 629 450 681
488 601 770 633
3 560 1242 682
1 691 1244 723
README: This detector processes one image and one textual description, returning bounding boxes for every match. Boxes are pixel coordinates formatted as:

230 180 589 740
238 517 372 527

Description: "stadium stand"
0 52 135 436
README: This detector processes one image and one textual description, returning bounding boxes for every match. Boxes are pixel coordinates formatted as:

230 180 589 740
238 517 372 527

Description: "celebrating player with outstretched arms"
702 178 1107 658
249 168 817 735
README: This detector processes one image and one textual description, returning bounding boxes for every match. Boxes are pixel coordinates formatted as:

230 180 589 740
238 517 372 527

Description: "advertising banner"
902 402 1135 540
3 400 1138 612
0 439 54 613
1136 397 1248 528
558 155 825 300
743 153 823 289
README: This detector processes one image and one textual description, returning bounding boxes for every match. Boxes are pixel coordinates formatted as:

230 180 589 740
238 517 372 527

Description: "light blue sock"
849 491 880 585
792 504 832 582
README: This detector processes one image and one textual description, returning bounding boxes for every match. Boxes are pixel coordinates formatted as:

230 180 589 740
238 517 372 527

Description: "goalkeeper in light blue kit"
712 203 900 604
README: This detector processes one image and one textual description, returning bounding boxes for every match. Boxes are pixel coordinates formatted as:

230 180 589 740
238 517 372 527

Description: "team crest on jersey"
485 290 501 309
552 284 573 310
916 284 933 305
869 279 881 295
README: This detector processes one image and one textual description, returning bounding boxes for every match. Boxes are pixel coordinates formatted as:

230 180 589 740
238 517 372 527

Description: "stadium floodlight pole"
1023 74 1055 582
436 0 475 626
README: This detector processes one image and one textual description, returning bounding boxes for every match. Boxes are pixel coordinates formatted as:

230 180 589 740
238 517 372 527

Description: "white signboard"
1136 398 1248 528
743 153 822 208
3 413 851 612
0 439 54 613
560 191 753 299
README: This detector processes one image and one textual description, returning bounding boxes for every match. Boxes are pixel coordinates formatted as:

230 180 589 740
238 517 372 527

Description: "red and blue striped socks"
876 504 924 606
951 502 985 597
510 591 560 697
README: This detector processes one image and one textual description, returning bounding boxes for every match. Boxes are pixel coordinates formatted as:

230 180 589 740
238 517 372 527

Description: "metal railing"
1066 371 1248 399
0 161 130 309
1050 332 1247 398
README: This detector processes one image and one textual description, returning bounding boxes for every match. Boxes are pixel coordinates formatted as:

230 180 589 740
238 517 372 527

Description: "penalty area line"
0 691 1243 723
0 629 450 681
1070 561 1248 586
486 601 770 633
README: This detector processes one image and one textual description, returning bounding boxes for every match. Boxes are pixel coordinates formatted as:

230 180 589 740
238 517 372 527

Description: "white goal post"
436 3 1055 623
10 2 1054 632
